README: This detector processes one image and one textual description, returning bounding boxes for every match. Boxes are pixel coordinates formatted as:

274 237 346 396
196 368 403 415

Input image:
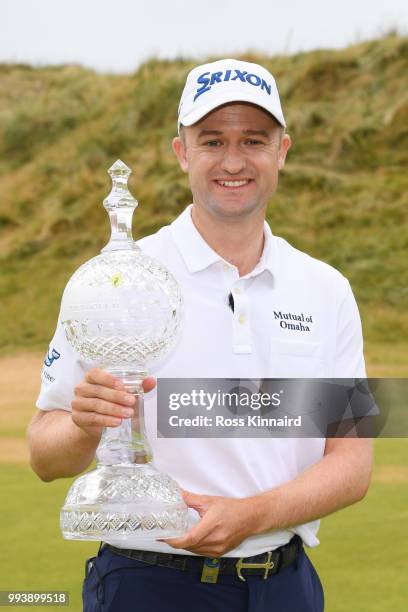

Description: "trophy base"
60 463 189 542
60 506 188 542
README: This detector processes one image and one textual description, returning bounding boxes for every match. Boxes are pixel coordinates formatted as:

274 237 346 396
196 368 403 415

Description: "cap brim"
179 89 286 129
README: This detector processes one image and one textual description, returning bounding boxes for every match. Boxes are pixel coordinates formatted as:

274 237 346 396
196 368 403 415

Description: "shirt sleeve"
333 279 367 378
36 316 94 412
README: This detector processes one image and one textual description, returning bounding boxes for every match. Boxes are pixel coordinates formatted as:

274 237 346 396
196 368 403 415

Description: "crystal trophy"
59 160 188 543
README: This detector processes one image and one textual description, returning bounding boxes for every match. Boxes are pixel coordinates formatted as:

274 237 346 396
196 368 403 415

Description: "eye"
244 139 263 145
203 140 222 147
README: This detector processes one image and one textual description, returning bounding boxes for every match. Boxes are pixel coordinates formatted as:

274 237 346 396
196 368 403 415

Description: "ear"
172 136 189 173
278 133 291 170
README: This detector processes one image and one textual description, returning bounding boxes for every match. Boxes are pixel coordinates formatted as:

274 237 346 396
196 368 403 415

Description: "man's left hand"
161 490 259 557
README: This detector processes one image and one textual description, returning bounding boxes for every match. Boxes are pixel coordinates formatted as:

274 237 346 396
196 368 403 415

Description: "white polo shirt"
37 204 366 557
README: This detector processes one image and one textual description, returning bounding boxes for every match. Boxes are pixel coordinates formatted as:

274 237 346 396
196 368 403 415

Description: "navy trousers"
83 545 324 611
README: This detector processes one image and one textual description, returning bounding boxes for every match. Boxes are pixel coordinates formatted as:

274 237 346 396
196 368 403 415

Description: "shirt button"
234 287 241 295
223 263 230 270
239 314 246 325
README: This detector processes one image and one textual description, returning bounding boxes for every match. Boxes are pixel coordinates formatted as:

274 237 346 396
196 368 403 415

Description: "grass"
0 439 407 611
308 447 408 611
0 352 407 610
0 34 408 350
0 464 95 611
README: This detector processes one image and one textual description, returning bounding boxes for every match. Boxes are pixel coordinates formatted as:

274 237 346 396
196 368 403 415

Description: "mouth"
214 179 253 189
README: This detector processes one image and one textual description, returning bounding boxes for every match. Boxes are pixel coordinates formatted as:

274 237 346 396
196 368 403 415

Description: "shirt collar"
252 219 277 278
170 204 277 277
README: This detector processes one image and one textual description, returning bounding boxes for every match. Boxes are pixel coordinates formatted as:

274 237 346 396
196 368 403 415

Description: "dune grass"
0 34 407 351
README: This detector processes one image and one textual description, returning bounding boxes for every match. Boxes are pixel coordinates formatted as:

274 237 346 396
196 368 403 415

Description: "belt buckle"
236 551 274 581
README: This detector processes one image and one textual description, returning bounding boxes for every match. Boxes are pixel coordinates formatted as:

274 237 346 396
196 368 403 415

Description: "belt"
103 534 302 582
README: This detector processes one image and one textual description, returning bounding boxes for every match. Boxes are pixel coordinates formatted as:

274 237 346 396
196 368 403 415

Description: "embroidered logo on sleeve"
44 347 61 367
41 367 55 384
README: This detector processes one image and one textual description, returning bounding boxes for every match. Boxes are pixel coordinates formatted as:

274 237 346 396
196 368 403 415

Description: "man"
28 59 373 611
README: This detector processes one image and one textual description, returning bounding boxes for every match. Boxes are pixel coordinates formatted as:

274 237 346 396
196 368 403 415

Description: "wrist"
244 492 277 535
71 416 103 445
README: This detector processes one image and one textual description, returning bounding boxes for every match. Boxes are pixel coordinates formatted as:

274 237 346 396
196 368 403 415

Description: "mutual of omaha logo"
44 347 61 367
274 311 313 332
194 69 272 102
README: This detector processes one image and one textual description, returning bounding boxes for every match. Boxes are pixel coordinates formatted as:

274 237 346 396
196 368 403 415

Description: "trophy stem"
96 369 153 466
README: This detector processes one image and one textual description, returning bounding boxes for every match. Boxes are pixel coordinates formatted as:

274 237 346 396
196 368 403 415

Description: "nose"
220 144 246 174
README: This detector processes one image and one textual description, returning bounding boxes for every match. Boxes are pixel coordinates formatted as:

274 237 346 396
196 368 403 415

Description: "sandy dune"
0 352 43 462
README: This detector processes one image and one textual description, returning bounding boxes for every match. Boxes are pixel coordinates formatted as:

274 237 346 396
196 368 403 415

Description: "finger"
143 377 156 393
159 525 198 549
72 408 123 429
161 536 212 553
75 382 136 408
159 535 195 549
164 538 223 557
161 518 210 550
72 397 135 420
85 368 125 390
182 490 211 512
180 488 193 496
182 489 207 503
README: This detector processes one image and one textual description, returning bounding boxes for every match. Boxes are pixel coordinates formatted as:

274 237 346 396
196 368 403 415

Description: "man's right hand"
71 368 156 437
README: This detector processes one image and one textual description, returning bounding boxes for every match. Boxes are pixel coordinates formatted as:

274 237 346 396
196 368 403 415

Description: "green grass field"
308 439 408 612
0 350 407 610
0 464 94 611
1 438 407 611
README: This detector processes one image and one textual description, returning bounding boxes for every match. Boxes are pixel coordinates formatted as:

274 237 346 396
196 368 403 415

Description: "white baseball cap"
178 58 286 131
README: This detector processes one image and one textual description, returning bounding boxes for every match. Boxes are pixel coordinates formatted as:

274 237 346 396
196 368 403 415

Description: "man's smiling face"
172 102 291 221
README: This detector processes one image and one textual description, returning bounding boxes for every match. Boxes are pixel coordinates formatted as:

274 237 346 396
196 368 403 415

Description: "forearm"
249 439 373 535
27 409 102 482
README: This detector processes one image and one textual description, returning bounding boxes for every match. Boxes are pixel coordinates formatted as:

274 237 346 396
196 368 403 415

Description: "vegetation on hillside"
0 34 407 350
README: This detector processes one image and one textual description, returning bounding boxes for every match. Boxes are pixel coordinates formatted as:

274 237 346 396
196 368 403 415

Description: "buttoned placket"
221 262 252 355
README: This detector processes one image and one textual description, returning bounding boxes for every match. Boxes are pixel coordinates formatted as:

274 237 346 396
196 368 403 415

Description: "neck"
191 204 265 276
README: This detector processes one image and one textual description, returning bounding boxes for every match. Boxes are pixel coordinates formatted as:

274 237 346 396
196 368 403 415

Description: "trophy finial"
103 159 138 212
108 159 132 178
102 160 139 252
